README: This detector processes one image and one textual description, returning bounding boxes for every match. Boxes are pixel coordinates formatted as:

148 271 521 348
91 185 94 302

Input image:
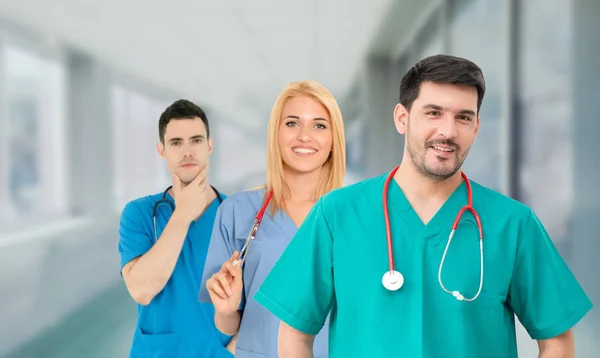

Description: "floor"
5 284 136 358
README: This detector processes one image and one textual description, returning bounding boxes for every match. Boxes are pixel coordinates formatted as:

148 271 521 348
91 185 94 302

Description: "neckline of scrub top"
164 190 222 225
264 194 299 238
159 191 221 229
387 177 468 241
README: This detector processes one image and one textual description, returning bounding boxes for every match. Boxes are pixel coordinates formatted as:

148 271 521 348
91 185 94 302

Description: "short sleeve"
508 209 593 340
254 198 334 335
118 201 153 271
198 201 246 310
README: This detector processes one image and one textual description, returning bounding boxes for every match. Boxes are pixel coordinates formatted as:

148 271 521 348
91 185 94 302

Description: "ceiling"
0 0 392 124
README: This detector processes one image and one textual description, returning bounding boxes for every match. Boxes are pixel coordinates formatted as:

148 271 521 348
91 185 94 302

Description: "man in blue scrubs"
118 99 233 357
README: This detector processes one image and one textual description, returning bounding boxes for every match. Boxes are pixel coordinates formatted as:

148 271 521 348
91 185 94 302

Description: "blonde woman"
198 80 346 357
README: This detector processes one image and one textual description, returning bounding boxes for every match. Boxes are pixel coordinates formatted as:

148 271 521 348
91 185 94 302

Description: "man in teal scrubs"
254 55 593 357
118 100 233 357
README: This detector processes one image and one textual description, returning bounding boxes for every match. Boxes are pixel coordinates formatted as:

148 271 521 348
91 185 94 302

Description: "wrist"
172 209 193 225
216 309 239 321
215 311 240 335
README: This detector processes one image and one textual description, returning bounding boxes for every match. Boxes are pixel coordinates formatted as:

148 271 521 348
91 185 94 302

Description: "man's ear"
207 138 214 154
156 142 165 158
393 103 409 135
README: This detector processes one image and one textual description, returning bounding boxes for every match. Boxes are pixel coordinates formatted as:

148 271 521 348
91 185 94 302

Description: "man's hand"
172 166 209 222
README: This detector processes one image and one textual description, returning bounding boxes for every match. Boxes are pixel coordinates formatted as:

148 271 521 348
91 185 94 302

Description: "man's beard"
405 128 468 182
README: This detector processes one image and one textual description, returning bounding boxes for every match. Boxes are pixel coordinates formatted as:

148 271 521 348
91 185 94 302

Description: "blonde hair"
256 80 346 215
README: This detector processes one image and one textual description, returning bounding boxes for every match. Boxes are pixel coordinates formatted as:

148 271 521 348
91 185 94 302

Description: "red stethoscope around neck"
382 165 484 302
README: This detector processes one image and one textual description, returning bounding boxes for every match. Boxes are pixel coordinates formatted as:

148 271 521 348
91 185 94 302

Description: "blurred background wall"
0 0 598 356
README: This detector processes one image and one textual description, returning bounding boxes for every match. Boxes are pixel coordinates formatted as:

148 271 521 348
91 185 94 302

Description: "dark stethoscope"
152 185 224 242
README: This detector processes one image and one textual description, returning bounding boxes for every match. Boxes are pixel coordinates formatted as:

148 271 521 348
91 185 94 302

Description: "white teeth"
293 148 316 154
433 146 453 152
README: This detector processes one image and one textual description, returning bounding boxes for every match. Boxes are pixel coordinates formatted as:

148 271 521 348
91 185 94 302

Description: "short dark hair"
158 99 210 143
399 54 486 113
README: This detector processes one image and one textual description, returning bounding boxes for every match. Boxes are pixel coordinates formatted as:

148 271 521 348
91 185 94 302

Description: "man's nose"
437 117 458 138
183 143 194 158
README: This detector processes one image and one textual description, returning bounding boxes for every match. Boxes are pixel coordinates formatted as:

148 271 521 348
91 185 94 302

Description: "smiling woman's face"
277 95 333 175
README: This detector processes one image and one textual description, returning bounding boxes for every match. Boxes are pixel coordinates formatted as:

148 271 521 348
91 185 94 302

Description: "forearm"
539 349 573 358
226 334 238 354
126 210 190 304
279 341 313 358
215 310 241 335
538 346 573 358
278 322 315 358
538 330 574 358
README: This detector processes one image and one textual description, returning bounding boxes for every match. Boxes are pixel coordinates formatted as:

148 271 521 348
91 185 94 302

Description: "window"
448 0 505 191
412 9 444 63
0 42 67 232
345 117 367 180
395 54 411 80
517 0 573 243
111 85 171 211
341 82 367 178
210 121 267 192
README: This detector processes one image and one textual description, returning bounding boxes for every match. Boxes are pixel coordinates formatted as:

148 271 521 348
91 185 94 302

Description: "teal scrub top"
118 191 233 358
254 172 593 358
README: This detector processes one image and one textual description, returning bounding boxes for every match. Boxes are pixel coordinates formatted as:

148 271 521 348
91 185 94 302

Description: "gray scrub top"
199 188 330 358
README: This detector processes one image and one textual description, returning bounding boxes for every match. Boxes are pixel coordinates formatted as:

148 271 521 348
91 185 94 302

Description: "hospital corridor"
1 0 599 357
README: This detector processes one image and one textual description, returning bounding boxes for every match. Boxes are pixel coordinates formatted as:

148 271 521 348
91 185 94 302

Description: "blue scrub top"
118 190 233 358
198 188 330 358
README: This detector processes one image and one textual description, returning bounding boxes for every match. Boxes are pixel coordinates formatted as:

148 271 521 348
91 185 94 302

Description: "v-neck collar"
268 206 299 239
164 191 221 228
388 177 468 241
253 188 298 240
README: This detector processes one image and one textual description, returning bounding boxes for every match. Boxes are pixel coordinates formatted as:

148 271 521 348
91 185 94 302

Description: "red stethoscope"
382 165 484 302
233 189 274 268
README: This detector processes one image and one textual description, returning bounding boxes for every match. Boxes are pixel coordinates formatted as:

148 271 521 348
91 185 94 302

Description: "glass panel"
448 0 505 191
0 44 67 228
211 121 267 192
111 85 170 211
517 0 573 244
412 9 444 63
6 47 39 217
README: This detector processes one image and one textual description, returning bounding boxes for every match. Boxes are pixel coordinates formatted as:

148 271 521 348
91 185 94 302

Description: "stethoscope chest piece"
382 270 404 291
